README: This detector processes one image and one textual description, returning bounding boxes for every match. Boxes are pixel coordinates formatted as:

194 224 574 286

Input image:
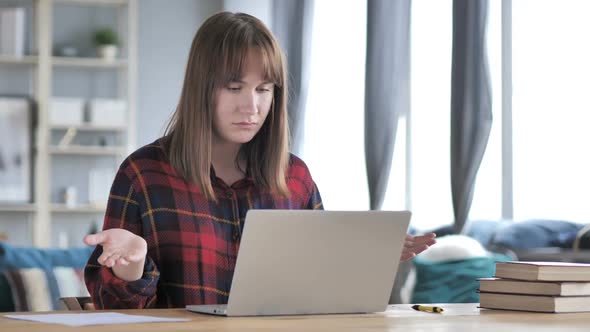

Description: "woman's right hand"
84 228 147 268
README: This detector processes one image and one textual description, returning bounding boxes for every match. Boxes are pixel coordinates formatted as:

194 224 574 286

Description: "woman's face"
213 48 274 146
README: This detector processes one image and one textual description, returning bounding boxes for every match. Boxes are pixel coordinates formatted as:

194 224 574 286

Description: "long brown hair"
164 12 290 200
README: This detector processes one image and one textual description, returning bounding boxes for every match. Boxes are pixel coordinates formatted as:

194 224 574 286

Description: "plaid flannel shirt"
84 139 323 309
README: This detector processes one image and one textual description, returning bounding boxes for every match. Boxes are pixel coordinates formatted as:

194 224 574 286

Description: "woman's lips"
233 122 257 129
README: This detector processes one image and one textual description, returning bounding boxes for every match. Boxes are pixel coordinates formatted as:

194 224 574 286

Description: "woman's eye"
227 86 240 91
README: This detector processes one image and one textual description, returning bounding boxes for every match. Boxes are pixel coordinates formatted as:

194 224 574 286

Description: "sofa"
0 243 93 312
390 219 589 304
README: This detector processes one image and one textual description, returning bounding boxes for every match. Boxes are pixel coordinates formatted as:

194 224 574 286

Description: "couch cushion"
464 220 510 249
3 268 53 311
411 235 512 303
54 267 89 298
2 266 89 312
0 243 93 311
490 219 584 250
0 274 15 312
411 254 511 304
0 243 93 270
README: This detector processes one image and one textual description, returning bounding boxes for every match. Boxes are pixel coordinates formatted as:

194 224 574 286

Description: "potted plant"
93 28 119 60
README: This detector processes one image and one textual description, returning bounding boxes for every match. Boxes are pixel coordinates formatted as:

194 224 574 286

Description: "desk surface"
1 303 589 332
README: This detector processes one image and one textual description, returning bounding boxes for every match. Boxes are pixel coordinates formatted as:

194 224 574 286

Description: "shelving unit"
0 204 37 213
0 55 39 64
0 0 137 247
0 55 127 68
55 0 128 6
52 56 127 68
50 124 126 131
48 145 127 155
50 203 106 213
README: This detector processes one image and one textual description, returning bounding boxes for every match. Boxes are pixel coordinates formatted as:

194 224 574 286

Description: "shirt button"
233 231 239 240
226 191 233 198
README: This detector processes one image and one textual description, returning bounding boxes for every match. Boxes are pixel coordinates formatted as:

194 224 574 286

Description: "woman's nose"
239 91 258 113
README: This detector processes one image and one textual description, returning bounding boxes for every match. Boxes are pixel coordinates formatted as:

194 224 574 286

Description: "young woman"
84 11 436 309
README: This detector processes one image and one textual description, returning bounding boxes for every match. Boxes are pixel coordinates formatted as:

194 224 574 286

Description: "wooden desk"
1 304 589 331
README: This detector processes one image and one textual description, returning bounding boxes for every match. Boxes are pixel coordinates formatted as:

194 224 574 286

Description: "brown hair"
164 12 290 200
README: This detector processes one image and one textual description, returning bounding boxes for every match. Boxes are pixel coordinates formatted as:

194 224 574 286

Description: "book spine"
0 10 8 55
0 8 26 56
6 9 16 55
14 8 25 57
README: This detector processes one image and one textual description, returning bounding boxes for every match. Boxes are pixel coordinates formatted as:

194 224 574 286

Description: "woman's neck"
211 141 246 185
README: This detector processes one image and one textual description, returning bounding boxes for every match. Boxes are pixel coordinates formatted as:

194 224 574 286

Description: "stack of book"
478 261 590 313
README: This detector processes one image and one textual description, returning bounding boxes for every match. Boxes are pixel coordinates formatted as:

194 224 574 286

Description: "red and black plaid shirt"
84 139 323 309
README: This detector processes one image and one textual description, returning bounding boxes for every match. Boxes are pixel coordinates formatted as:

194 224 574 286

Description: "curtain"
450 0 493 233
271 0 315 155
365 0 411 210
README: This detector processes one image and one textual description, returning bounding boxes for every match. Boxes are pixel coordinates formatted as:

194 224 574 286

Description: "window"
402 0 454 230
302 0 590 228
302 0 368 210
384 0 503 230
512 0 590 222
469 0 503 222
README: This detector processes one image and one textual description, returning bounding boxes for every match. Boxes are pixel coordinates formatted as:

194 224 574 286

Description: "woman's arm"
84 162 159 309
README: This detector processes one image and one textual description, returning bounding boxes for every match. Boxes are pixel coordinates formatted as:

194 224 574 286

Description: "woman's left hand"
400 233 436 261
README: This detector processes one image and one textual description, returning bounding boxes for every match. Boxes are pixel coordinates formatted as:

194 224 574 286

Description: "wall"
137 0 222 146
223 0 272 27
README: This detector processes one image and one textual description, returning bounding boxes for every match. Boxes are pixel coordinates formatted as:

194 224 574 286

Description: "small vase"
97 45 118 61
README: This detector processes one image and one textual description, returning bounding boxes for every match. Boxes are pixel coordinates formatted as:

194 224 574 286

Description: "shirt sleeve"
306 181 324 210
84 162 160 309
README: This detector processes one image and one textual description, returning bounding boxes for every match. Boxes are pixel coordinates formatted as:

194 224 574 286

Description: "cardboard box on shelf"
88 98 127 126
49 97 85 126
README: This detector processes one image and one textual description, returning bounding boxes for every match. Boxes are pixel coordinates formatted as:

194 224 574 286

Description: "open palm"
400 233 436 261
84 228 147 268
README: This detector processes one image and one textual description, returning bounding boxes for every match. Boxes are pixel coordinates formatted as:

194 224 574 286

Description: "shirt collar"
210 166 254 189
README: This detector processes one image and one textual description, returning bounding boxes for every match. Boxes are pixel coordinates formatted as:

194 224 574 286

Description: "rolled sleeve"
86 249 159 309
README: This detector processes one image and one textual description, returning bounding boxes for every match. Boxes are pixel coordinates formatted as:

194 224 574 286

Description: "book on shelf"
479 291 590 313
478 277 590 296
0 7 25 57
494 261 590 281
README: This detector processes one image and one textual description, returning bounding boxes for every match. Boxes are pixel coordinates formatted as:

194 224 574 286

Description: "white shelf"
51 124 127 132
54 0 128 7
49 145 126 155
0 204 36 212
52 56 127 68
0 55 38 65
0 0 138 247
51 204 106 213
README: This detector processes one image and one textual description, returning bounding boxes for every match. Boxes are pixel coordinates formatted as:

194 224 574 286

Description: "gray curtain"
271 0 314 156
450 0 493 233
365 0 411 210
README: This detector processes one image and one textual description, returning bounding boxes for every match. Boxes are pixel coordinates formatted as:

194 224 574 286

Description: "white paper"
4 312 191 327
382 304 481 317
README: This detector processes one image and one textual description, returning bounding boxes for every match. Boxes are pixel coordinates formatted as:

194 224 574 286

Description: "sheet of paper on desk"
384 304 481 316
3 312 191 326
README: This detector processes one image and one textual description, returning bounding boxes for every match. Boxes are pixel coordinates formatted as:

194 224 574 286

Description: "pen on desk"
412 304 444 313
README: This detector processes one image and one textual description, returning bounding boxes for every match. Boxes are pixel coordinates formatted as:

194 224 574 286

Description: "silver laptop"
185 210 411 316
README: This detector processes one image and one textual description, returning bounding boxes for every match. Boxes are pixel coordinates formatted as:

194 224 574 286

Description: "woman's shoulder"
286 154 320 206
287 153 314 182
119 138 169 172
